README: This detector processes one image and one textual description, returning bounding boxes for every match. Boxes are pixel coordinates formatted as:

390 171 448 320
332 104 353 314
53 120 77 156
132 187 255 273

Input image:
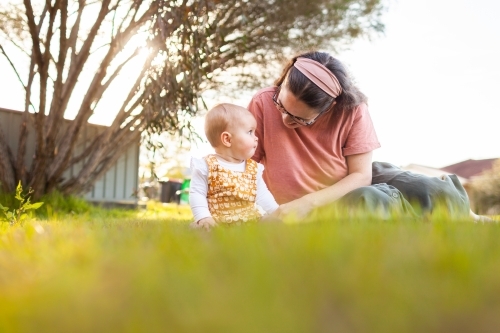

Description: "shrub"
0 182 44 225
470 159 500 214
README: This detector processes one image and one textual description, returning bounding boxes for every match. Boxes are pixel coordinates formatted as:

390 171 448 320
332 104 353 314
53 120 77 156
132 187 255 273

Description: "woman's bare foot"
470 209 496 223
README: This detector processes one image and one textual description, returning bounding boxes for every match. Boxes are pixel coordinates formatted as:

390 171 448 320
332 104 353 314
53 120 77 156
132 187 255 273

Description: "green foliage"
1 189 93 220
0 182 43 226
0 206 499 332
36 191 96 219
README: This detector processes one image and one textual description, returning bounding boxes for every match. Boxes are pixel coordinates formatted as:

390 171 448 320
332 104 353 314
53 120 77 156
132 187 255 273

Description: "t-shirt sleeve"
188 157 212 222
248 93 265 163
342 104 381 156
255 163 279 214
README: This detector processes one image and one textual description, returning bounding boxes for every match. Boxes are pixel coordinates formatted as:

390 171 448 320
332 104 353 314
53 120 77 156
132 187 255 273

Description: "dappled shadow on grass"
1 205 500 333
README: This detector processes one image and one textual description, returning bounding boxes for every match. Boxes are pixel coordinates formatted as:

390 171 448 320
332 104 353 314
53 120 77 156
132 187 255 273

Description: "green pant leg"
371 161 470 217
338 183 416 217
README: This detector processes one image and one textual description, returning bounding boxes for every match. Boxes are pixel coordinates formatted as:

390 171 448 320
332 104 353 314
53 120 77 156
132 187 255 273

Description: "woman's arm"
273 151 373 219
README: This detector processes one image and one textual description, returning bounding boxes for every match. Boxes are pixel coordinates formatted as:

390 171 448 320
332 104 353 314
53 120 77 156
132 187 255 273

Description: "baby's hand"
191 217 218 230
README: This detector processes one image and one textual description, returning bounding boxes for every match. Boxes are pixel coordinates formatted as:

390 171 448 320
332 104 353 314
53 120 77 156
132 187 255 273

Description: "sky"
337 0 500 168
1 0 499 170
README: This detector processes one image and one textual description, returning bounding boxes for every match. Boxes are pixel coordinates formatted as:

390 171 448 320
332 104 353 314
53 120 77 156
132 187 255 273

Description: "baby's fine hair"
204 103 252 147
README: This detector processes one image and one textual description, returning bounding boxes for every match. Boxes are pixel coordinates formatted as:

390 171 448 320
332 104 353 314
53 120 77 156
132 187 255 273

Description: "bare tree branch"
0 44 27 90
48 3 158 183
22 0 44 67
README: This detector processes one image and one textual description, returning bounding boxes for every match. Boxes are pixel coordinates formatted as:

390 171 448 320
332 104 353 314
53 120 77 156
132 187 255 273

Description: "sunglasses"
272 86 329 126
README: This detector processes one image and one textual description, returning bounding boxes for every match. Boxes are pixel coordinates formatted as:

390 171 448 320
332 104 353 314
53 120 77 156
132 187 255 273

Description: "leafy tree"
470 159 500 214
0 0 384 198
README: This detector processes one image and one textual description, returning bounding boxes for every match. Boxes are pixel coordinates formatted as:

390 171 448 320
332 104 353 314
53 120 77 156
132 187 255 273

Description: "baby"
189 103 279 229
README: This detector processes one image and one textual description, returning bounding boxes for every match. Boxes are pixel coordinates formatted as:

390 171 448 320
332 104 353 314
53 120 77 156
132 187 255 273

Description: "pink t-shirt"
248 87 381 204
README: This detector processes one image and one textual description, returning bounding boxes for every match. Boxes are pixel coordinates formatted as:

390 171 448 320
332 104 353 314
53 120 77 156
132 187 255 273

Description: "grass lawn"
1 200 500 333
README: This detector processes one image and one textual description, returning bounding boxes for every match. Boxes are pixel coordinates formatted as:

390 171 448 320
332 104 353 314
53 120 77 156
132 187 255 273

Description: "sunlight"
86 32 152 126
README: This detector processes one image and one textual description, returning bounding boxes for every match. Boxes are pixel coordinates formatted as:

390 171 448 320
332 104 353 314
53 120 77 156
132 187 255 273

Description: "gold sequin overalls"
206 155 262 224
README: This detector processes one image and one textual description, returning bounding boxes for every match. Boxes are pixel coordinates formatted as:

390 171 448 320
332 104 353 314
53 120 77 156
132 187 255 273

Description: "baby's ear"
220 131 232 147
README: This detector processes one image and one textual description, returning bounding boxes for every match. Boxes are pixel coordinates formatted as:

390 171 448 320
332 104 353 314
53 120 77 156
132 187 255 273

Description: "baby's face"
227 112 258 161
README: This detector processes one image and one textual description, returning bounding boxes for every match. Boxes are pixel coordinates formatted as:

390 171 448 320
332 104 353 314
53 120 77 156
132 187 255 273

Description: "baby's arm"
255 163 280 220
189 157 217 229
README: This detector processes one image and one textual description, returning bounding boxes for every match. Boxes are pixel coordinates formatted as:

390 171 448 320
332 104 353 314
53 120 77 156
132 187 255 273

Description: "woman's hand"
272 197 315 221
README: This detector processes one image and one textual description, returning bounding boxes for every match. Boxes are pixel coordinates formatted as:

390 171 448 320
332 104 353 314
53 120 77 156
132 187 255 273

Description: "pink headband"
293 57 342 98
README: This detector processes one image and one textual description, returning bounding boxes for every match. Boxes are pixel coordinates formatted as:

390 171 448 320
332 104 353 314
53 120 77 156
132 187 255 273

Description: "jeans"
338 162 471 218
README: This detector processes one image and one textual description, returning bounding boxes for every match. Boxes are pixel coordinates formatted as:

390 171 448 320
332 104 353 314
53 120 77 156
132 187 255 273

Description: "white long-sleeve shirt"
189 156 279 222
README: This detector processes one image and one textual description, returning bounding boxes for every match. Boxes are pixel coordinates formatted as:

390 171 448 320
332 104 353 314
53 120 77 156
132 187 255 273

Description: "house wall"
85 141 140 204
0 108 139 204
0 108 37 168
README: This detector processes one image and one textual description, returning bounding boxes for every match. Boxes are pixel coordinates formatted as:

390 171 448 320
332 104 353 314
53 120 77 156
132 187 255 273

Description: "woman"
248 51 476 220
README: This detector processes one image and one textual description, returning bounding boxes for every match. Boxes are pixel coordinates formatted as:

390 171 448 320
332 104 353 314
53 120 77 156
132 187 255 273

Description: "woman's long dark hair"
275 51 367 113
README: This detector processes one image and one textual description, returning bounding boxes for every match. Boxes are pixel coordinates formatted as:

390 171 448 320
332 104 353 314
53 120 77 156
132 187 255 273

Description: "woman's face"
274 86 322 129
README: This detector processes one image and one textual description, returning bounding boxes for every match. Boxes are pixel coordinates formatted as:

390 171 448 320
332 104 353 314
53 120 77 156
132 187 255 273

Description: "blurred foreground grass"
1 200 500 333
